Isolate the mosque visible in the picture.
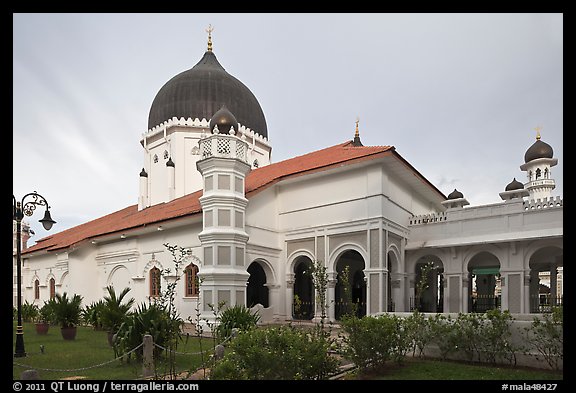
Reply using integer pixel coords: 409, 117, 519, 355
18, 29, 563, 324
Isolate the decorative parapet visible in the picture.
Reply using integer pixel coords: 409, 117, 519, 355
523, 196, 563, 210
143, 117, 269, 145
409, 212, 448, 225
409, 195, 563, 226
198, 131, 249, 164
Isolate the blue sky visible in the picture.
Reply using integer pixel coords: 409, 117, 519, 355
13, 13, 563, 242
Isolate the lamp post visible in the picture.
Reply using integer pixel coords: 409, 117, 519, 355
13, 192, 56, 358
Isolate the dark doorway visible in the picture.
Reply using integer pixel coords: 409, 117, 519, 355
335, 250, 366, 320
293, 257, 314, 320
247, 262, 269, 308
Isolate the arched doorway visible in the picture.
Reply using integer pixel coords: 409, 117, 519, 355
247, 262, 269, 308
528, 246, 563, 313
335, 250, 366, 320
413, 256, 444, 312
467, 251, 501, 313
293, 257, 314, 320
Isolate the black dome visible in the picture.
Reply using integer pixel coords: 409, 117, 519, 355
505, 178, 524, 191
447, 189, 464, 200
148, 51, 268, 138
524, 137, 553, 163
209, 105, 238, 134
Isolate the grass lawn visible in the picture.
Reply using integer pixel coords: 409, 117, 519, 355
13, 322, 208, 380
353, 357, 563, 380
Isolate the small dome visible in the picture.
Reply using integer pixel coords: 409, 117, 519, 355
447, 189, 464, 200
524, 136, 553, 163
166, 157, 175, 167
505, 178, 524, 191
209, 105, 238, 134
139, 168, 148, 177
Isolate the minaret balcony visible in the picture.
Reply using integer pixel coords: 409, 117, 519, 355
198, 133, 249, 164
525, 179, 555, 189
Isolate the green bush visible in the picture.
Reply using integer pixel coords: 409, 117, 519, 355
428, 313, 459, 360
100, 286, 135, 334
215, 305, 260, 342
39, 299, 57, 325
21, 301, 39, 323
82, 300, 106, 329
340, 314, 398, 371
52, 293, 83, 328
114, 302, 183, 361
481, 309, 517, 365
404, 310, 433, 357
210, 325, 338, 380
523, 306, 563, 370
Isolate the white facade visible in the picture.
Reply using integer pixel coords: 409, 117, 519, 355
19, 130, 562, 321
17, 41, 562, 323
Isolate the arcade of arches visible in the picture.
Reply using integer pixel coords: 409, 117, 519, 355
243, 243, 562, 321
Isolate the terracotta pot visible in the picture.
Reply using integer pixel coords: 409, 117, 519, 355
61, 326, 77, 340
35, 322, 50, 335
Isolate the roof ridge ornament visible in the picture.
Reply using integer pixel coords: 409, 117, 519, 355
534, 125, 542, 140
352, 117, 363, 146
206, 24, 214, 52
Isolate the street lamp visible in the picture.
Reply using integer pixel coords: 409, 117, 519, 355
13, 192, 56, 358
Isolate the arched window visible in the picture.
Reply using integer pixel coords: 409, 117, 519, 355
544, 168, 549, 179
184, 263, 199, 297
536, 168, 542, 179
49, 278, 56, 300
34, 279, 40, 300
150, 267, 161, 297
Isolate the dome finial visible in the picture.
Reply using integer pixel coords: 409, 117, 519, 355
206, 24, 214, 52
352, 116, 363, 146
534, 125, 542, 140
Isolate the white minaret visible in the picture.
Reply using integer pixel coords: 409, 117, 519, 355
196, 106, 251, 326
520, 128, 557, 200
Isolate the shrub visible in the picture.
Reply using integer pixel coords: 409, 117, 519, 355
38, 299, 57, 325
211, 325, 338, 380
82, 300, 106, 329
404, 310, 433, 357
215, 304, 260, 342
52, 293, 83, 328
100, 286, 135, 334
523, 306, 563, 370
428, 313, 459, 360
481, 309, 517, 365
340, 314, 398, 371
21, 301, 39, 323
114, 302, 183, 362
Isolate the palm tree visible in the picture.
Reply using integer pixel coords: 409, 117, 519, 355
100, 286, 135, 345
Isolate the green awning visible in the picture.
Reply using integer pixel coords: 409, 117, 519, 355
472, 267, 500, 275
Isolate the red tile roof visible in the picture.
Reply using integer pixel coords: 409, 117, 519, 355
23, 141, 432, 254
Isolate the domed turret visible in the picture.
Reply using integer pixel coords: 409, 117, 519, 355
519, 129, 558, 200
442, 188, 469, 210
147, 49, 267, 137
505, 178, 524, 191
447, 189, 464, 200
500, 177, 529, 201
524, 134, 553, 163
209, 105, 238, 135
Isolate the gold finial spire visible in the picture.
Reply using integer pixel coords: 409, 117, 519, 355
534, 125, 542, 140
206, 24, 214, 52
352, 116, 363, 146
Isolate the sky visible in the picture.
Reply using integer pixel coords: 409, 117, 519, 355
13, 13, 563, 244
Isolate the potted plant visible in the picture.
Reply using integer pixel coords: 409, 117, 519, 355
53, 292, 83, 340
100, 286, 135, 346
35, 301, 55, 335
